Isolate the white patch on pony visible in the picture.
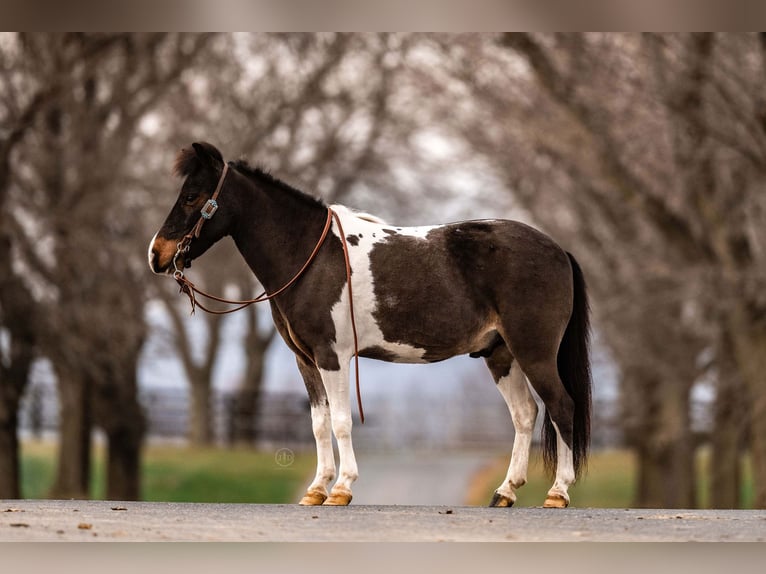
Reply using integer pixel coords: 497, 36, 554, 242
147, 232, 159, 273
328, 205, 432, 363
396, 224, 440, 239
337, 205, 388, 225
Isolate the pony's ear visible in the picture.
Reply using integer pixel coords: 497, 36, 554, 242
192, 142, 224, 166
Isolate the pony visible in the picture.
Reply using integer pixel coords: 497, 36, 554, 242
148, 142, 592, 508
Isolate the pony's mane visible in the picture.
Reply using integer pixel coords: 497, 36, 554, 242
231, 160, 326, 209
172, 145, 325, 209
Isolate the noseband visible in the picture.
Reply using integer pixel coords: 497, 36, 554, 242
170, 162, 364, 422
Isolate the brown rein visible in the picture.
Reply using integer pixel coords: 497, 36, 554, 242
171, 164, 364, 423
173, 208, 334, 315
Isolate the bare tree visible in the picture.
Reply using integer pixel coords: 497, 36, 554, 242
154, 246, 231, 445
0, 33, 125, 498
3, 33, 211, 499
145, 34, 430, 445
427, 33, 766, 507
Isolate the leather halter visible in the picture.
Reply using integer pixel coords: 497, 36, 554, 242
172, 163, 229, 278
171, 162, 365, 423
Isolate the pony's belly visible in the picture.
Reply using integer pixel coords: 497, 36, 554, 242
359, 341, 430, 364
359, 328, 500, 364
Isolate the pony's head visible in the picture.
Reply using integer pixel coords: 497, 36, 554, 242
148, 142, 235, 275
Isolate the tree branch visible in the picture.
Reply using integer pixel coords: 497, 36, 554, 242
501, 33, 712, 263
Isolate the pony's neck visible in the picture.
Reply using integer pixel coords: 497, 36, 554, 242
230, 170, 328, 294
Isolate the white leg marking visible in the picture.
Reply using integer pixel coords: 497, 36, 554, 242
547, 421, 575, 506
320, 364, 358, 503
305, 401, 335, 497
494, 361, 538, 502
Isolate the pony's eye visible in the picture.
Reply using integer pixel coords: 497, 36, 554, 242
183, 194, 196, 204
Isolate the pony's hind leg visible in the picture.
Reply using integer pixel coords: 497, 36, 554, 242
485, 345, 538, 507
296, 358, 336, 506
520, 359, 576, 508
544, 419, 575, 508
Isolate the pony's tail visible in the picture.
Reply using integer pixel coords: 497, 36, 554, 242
542, 252, 592, 480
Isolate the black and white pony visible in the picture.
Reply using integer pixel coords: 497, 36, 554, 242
149, 142, 592, 508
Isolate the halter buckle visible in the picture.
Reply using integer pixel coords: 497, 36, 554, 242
200, 199, 218, 220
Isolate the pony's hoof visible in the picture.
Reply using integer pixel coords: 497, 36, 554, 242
299, 489, 327, 506
543, 493, 569, 508
324, 488, 352, 506
489, 491, 515, 508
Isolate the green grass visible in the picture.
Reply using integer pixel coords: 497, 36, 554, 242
20, 441, 315, 503
467, 448, 635, 507
467, 448, 754, 508
695, 447, 754, 509
21, 441, 755, 507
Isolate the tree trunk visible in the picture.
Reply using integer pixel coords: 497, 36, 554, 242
710, 332, 746, 508
159, 291, 222, 447
0, 401, 21, 499
635, 436, 696, 508
189, 376, 213, 445
625, 369, 696, 508
0, 231, 36, 499
230, 318, 271, 444
105, 426, 143, 501
93, 370, 146, 501
102, 394, 145, 500
748, 385, 766, 508
711, 395, 743, 508
727, 306, 766, 508
230, 386, 262, 445
635, 445, 665, 508
659, 380, 697, 508
51, 374, 91, 499
0, 350, 32, 499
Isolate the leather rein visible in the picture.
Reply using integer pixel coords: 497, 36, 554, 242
171, 162, 364, 423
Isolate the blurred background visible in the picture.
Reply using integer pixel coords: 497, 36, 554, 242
1, 33, 764, 509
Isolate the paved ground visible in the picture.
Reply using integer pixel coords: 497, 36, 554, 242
338, 449, 493, 505
1, 500, 764, 541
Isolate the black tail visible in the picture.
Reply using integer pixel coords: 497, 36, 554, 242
542, 252, 592, 480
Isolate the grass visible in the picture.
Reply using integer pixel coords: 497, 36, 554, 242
21, 441, 755, 507
696, 448, 754, 509
466, 448, 635, 507
466, 447, 755, 508
20, 440, 315, 503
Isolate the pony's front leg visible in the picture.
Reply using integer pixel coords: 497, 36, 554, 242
296, 359, 336, 506
319, 362, 358, 505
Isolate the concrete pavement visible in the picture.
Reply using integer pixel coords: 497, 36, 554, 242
1, 500, 764, 541
336, 449, 493, 505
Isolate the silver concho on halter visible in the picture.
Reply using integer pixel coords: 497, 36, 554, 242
200, 199, 218, 220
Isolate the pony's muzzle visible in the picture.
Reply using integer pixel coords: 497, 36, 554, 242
148, 233, 178, 275
148, 248, 164, 275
